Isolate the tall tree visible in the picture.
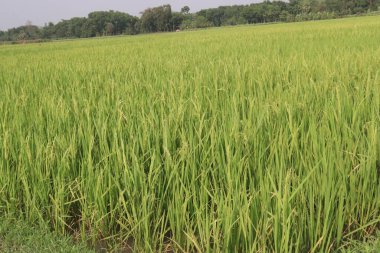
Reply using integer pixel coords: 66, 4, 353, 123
140, 5, 172, 32
181, 6, 190, 14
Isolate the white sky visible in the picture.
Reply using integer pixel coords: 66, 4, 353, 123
0, 0, 260, 30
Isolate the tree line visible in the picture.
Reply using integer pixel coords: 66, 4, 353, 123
1, 0, 379, 42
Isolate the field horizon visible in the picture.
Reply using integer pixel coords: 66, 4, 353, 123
1, 14, 380, 46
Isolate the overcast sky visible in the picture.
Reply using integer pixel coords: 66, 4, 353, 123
0, 0, 261, 30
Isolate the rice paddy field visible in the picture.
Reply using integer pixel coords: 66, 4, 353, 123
0, 16, 380, 252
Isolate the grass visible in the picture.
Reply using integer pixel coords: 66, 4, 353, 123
0, 16, 380, 252
342, 233, 380, 253
0, 218, 94, 253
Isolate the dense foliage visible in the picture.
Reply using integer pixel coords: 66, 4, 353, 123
0, 0, 379, 42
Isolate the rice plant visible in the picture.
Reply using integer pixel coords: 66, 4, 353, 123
0, 16, 379, 252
